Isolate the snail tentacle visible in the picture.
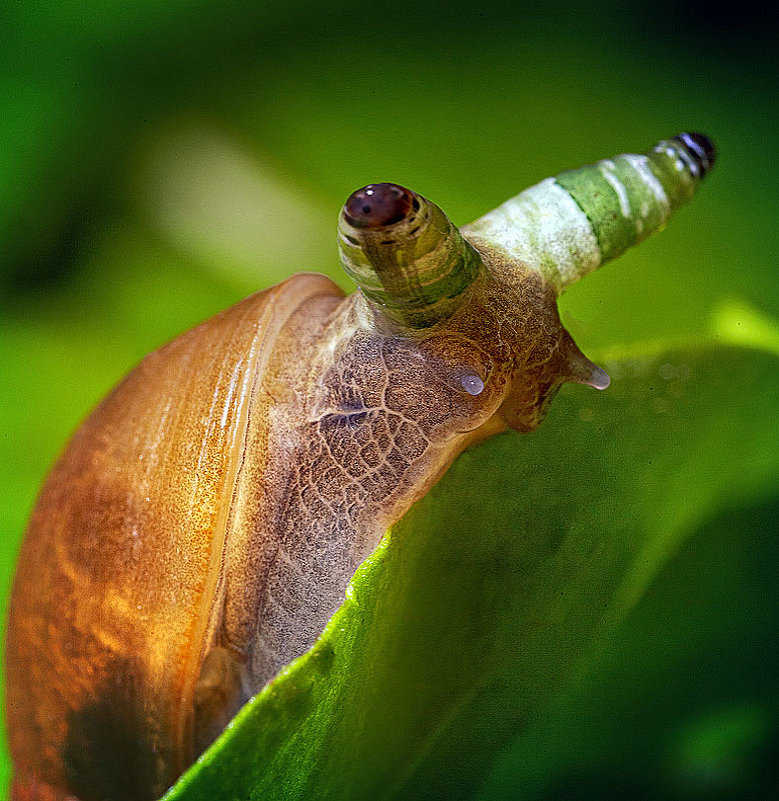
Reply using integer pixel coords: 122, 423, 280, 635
462, 132, 717, 293
338, 183, 484, 331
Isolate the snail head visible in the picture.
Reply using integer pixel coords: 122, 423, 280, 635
337, 133, 715, 429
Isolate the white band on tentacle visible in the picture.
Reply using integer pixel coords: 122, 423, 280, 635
462, 177, 602, 293
621, 154, 671, 220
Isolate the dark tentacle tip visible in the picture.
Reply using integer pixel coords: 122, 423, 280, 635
343, 183, 415, 229
673, 132, 717, 177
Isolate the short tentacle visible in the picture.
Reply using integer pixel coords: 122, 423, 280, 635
338, 183, 484, 331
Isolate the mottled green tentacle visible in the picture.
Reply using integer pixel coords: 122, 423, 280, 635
461, 132, 716, 293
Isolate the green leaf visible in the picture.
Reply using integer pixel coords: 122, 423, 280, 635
164, 335, 779, 801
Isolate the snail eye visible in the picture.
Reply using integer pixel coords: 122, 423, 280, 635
670, 132, 716, 177
343, 183, 415, 228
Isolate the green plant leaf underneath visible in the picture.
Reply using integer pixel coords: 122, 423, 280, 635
164, 337, 778, 801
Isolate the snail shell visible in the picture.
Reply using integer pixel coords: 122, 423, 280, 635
5, 133, 715, 800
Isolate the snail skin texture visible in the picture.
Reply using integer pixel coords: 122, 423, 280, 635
5, 133, 716, 801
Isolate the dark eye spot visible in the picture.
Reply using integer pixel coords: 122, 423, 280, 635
671, 132, 716, 177
343, 183, 415, 228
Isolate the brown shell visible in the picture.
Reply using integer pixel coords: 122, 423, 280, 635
5, 274, 343, 800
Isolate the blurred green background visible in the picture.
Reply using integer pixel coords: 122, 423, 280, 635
1, 1, 776, 798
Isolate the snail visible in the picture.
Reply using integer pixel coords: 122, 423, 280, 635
5, 132, 716, 801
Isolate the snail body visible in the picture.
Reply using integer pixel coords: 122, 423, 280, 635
5, 134, 715, 801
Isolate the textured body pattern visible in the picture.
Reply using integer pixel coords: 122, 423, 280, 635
216, 267, 573, 688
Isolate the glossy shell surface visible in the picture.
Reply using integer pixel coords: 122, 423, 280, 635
6, 274, 343, 799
